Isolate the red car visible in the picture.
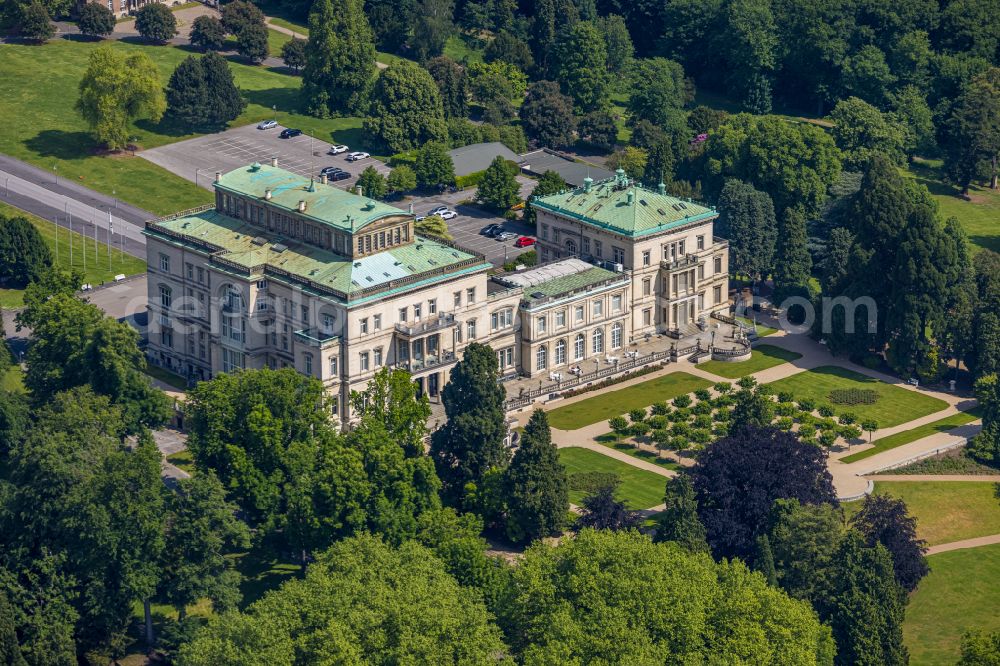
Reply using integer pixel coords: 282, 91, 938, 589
514, 236, 536, 248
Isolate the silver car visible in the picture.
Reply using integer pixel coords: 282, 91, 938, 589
257, 120, 278, 130
496, 231, 518, 241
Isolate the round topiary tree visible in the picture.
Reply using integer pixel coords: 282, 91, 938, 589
77, 2, 115, 39
189, 15, 226, 51
134, 3, 176, 43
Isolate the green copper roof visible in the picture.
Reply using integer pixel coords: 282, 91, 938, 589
523, 266, 625, 304
145, 208, 489, 304
215, 164, 408, 233
532, 175, 716, 237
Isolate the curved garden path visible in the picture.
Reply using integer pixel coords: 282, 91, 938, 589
926, 533, 1000, 556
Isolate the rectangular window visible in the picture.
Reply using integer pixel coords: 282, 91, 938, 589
537, 316, 546, 334
159, 285, 171, 309
304, 353, 313, 375
714, 285, 723, 304
467, 320, 477, 339
159, 253, 170, 272
594, 240, 602, 258
497, 347, 513, 369
374, 348, 383, 367
322, 313, 334, 333
612, 246, 625, 264
555, 310, 566, 328
428, 298, 437, 315
454, 291, 462, 307
582, 237, 590, 254
257, 279, 268, 290
301, 305, 309, 325
698, 264, 705, 280
360, 352, 370, 372
329, 356, 338, 375
221, 348, 245, 373
161, 328, 173, 348
186, 263, 194, 280
413, 303, 422, 320
373, 314, 381, 330
714, 256, 723, 274
360, 318, 368, 334
612, 295, 622, 312
541, 224, 549, 239
575, 305, 584, 323
642, 250, 650, 266
592, 300, 603, 317
197, 267, 204, 284
466, 287, 476, 304
697, 235, 705, 250
643, 277, 651, 296
553, 228, 561, 242
643, 308, 651, 326
679, 240, 686, 255
399, 307, 408, 322
491, 309, 513, 330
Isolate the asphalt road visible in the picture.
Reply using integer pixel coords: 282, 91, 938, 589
140, 123, 391, 193
0, 153, 149, 259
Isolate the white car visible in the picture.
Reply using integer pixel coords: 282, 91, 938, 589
346, 151, 370, 162
428, 205, 449, 216
328, 144, 349, 155
257, 120, 278, 130
439, 209, 458, 220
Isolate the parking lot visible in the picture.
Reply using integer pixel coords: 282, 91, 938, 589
141, 124, 538, 266
140, 123, 389, 193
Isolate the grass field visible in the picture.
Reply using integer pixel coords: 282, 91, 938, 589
166, 449, 195, 472
905, 158, 1000, 254
844, 481, 1000, 546
699, 344, 802, 379
593, 433, 682, 470
737, 316, 777, 337
443, 34, 485, 64
0, 201, 146, 308
546, 371, 712, 430
0, 39, 372, 215
841, 408, 982, 463
145, 364, 188, 390
767, 365, 948, 429
559, 446, 667, 509
1, 365, 24, 392
904, 543, 1000, 665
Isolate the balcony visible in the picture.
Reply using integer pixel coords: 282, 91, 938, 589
294, 328, 340, 349
394, 350, 456, 373
395, 312, 456, 337
660, 254, 700, 272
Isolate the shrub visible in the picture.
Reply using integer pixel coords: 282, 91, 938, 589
628, 408, 647, 423
714, 382, 733, 394
712, 409, 731, 422
691, 428, 712, 444
736, 376, 757, 390
672, 395, 692, 408
650, 402, 670, 416
712, 424, 729, 438
797, 398, 816, 412
817, 404, 835, 417
756, 384, 774, 397
558, 364, 662, 399
817, 418, 837, 432
777, 391, 795, 403
774, 402, 796, 417
388, 149, 419, 167
692, 401, 713, 415
694, 415, 713, 429
712, 395, 733, 409
839, 412, 858, 425
673, 407, 691, 422
798, 424, 817, 440
776, 417, 794, 431
647, 415, 668, 430
860, 354, 882, 369
694, 388, 712, 401
796, 412, 815, 425
828, 388, 878, 406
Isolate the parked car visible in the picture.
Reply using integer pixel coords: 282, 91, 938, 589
279, 128, 302, 139
429, 205, 449, 216
496, 231, 518, 241
481, 223, 502, 236
257, 120, 278, 130
328, 170, 351, 182
439, 209, 458, 220
414, 215, 426, 222
346, 151, 370, 162
328, 144, 349, 154
319, 166, 344, 177
514, 236, 536, 248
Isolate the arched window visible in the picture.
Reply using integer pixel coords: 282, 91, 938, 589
565, 239, 577, 255
574, 333, 585, 360
592, 328, 604, 354
536, 345, 548, 371
555, 339, 566, 365
611, 322, 623, 350
223, 287, 243, 313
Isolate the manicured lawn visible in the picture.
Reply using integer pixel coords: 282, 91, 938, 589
268, 27, 293, 53
904, 543, 1000, 665
767, 365, 948, 429
699, 344, 801, 379
145, 364, 188, 390
845, 481, 1000, 546
443, 34, 484, 64
559, 446, 667, 509
0, 202, 146, 308
266, 15, 308, 35
0, 40, 374, 216
546, 371, 712, 430
905, 158, 1000, 254
840, 408, 982, 463
593, 433, 681, 470
737, 316, 777, 337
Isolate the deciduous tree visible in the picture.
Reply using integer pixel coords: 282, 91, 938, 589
189, 15, 225, 51
553, 20, 610, 113
410, 0, 454, 62
386, 165, 417, 193
627, 57, 687, 128
219, 0, 263, 35
524, 170, 567, 226
0, 214, 51, 287
75, 46, 166, 151
577, 110, 617, 150
475, 156, 519, 211
18, 0, 54, 42
426, 56, 468, 119
413, 141, 455, 188
236, 22, 268, 64
830, 97, 907, 169
134, 3, 176, 43
849, 494, 928, 592
76, 2, 113, 39
355, 165, 387, 200
519, 80, 576, 148
941, 68, 1000, 193
715, 179, 777, 281
280, 37, 306, 72
576, 484, 642, 531
365, 61, 447, 153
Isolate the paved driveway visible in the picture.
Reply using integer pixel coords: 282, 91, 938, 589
140, 123, 389, 192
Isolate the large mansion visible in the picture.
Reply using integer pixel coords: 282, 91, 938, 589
144, 163, 729, 425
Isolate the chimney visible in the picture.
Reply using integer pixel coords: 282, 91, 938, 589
627, 191, 635, 205
408, 203, 414, 214
583, 176, 593, 193
270, 157, 278, 167
658, 181, 666, 195
355, 185, 363, 198
320, 174, 328, 185
307, 177, 316, 192
264, 189, 272, 200
298, 200, 306, 212
214, 171, 221, 183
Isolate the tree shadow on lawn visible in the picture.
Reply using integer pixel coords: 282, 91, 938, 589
594, 433, 681, 468
134, 114, 226, 139
24, 129, 97, 161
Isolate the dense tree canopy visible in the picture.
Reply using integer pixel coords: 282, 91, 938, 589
365, 61, 447, 152
503, 409, 568, 542
189, 15, 226, 51
166, 52, 246, 128
134, 3, 176, 43
0, 214, 51, 287
715, 179, 777, 281
75, 2, 113, 39
519, 80, 576, 148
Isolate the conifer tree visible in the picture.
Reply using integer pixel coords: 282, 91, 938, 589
773, 207, 813, 302
654, 474, 708, 553
301, 0, 337, 116
754, 534, 778, 585
504, 410, 568, 543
